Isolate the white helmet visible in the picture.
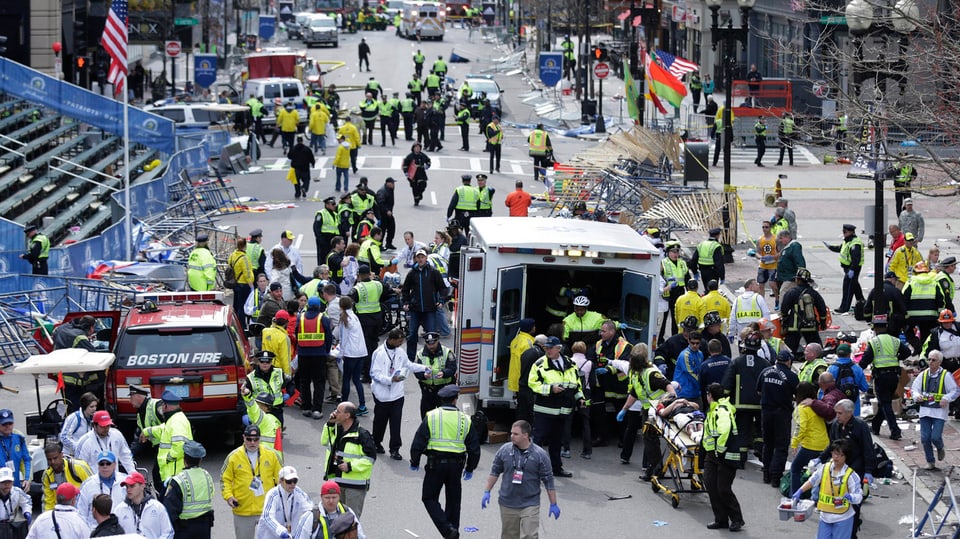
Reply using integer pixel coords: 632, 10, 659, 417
573, 296, 590, 307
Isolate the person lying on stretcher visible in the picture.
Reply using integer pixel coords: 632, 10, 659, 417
656, 392, 705, 442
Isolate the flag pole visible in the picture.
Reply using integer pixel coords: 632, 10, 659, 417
123, 81, 131, 261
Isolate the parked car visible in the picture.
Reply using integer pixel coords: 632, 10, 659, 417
459, 74, 504, 118
303, 16, 339, 48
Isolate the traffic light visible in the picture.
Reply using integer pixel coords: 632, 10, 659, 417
594, 46, 608, 61
74, 19, 86, 51
76, 56, 88, 70
0, 36, 6, 56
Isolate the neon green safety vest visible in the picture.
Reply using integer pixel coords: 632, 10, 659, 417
922, 369, 947, 402
782, 117, 795, 134
351, 193, 374, 217
433, 60, 447, 73
426, 74, 441, 88
326, 251, 344, 278
662, 258, 687, 284
839, 237, 864, 267
353, 280, 383, 314
248, 98, 264, 118
35, 234, 50, 259
906, 274, 939, 318
479, 187, 492, 210
247, 242, 263, 270
402, 98, 416, 113
409, 79, 423, 93
798, 358, 828, 385
838, 115, 847, 131
456, 108, 471, 125
136, 398, 163, 433
486, 123, 503, 144
170, 467, 214, 520
414, 53, 425, 65
630, 366, 665, 408
869, 334, 900, 369
247, 369, 285, 407
529, 130, 548, 155
417, 345, 454, 386
425, 407, 471, 453
300, 279, 323, 299
697, 240, 721, 267
455, 185, 479, 210
755, 121, 766, 137
317, 209, 340, 235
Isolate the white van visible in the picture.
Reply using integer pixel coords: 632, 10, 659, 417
399, 1, 446, 40
242, 77, 308, 127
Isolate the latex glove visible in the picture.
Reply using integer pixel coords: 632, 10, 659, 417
618, 322, 627, 329
23, 513, 30, 525
391, 257, 399, 265
791, 488, 803, 500
864, 473, 874, 484
595, 367, 609, 376
807, 458, 822, 471
481, 491, 491, 509
727, 335, 736, 344
463, 471, 473, 481
846, 270, 854, 279
843, 493, 855, 503
280, 532, 291, 539
616, 409, 626, 422
657, 363, 668, 375
549, 503, 561, 519
410, 465, 419, 472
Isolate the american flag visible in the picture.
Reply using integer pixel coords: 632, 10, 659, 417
101, 0, 128, 97
656, 49, 699, 81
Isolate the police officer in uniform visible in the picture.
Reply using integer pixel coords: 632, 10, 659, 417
702, 383, 745, 531
757, 350, 799, 486
660, 242, 692, 337
776, 112, 795, 166
415, 332, 458, 418
129, 384, 163, 457
690, 228, 725, 290
527, 123, 553, 183
247, 94, 266, 145
359, 93, 379, 146
476, 174, 494, 218
413, 50, 426, 79
314, 197, 342, 266
248, 228, 266, 277
21, 224, 49, 275
187, 233, 217, 291
589, 320, 632, 446
350, 265, 394, 382
456, 105, 471, 151
721, 332, 769, 467
894, 158, 917, 216
140, 391, 194, 499
826, 224, 865, 314
409, 385, 481, 539
860, 314, 911, 439
402, 92, 417, 140
164, 440, 215, 539
754, 116, 767, 167
447, 175, 479, 230
528, 336, 584, 478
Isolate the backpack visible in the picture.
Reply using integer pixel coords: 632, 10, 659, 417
873, 442, 894, 478
837, 361, 859, 400
223, 263, 237, 289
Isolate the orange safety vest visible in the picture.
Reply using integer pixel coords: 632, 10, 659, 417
297, 315, 326, 348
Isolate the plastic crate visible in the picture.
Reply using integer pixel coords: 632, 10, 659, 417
778, 499, 815, 522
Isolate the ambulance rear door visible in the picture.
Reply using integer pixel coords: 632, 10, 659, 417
490, 264, 524, 401
620, 269, 655, 347
455, 248, 485, 394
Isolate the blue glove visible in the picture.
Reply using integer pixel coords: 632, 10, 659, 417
410, 465, 420, 472
481, 491, 491, 509
23, 513, 30, 525
616, 409, 626, 422
463, 471, 473, 481
618, 322, 627, 329
549, 503, 561, 519
864, 473, 874, 484
843, 493, 855, 503
727, 335, 736, 344
241, 415, 251, 426
391, 257, 399, 265
595, 367, 609, 376
846, 270, 854, 278
791, 488, 803, 501
280, 532, 291, 539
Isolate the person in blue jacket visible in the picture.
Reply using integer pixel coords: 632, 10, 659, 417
673, 332, 705, 409
826, 343, 870, 416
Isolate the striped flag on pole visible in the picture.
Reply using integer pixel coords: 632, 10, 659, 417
656, 49, 699, 81
101, 0, 128, 97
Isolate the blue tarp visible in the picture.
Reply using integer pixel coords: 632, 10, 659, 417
0, 57, 176, 154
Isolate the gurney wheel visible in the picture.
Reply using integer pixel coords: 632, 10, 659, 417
671, 494, 680, 508
651, 480, 659, 493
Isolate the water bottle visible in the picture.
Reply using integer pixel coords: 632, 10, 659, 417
899, 331, 907, 346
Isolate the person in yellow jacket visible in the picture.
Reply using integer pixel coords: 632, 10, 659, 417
228, 237, 255, 331
508, 318, 536, 393
241, 391, 283, 458
791, 440, 863, 538
333, 134, 352, 192
140, 390, 193, 494
675, 281, 706, 327
309, 103, 330, 155
221, 424, 282, 539
41, 441, 92, 511
268, 102, 300, 154
562, 295, 604, 345
889, 232, 922, 289
187, 233, 217, 291
702, 382, 744, 531
702, 280, 731, 330
261, 310, 293, 376
337, 120, 361, 174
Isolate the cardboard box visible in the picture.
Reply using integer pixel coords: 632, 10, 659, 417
488, 431, 509, 444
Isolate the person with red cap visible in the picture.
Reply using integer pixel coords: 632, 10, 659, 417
75, 410, 136, 475
293, 480, 366, 539
115, 471, 174, 539
28, 482, 90, 538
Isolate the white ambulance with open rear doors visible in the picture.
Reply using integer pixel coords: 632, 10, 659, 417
454, 217, 662, 419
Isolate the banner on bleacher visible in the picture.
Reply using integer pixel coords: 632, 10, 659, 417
0, 58, 176, 154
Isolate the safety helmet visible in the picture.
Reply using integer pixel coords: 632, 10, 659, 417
703, 311, 722, 327
939, 309, 956, 323
573, 296, 590, 307
758, 318, 775, 332
914, 261, 929, 273
681, 316, 700, 330
796, 268, 812, 282
742, 331, 762, 351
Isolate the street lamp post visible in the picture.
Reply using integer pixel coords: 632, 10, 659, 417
845, 0, 916, 316
706, 0, 754, 262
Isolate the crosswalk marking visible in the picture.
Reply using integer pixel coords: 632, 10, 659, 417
511, 163, 524, 175
391, 156, 404, 170
470, 158, 482, 172
709, 144, 820, 165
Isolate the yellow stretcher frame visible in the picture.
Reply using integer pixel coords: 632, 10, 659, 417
647, 406, 707, 508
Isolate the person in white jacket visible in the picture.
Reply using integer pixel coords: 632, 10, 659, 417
912, 350, 960, 470
390, 231, 427, 273
114, 471, 174, 539
0, 466, 32, 525
258, 466, 313, 539
59, 392, 98, 456
26, 483, 90, 539
337, 296, 369, 415
369, 328, 430, 460
728, 279, 771, 341
76, 451, 127, 528
75, 410, 136, 474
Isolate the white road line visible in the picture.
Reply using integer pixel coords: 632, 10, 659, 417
295, 234, 303, 249
431, 157, 441, 170
391, 156, 404, 170
797, 145, 820, 165
318, 168, 328, 178
511, 163, 524, 175
266, 158, 287, 170
430, 191, 437, 205
314, 157, 329, 170
313, 190, 320, 199
357, 156, 367, 169
470, 158, 482, 171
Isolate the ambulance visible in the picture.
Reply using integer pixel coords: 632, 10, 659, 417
399, 1, 446, 40
454, 217, 662, 417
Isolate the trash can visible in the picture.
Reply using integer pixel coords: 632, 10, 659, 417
581, 99, 597, 125
684, 142, 709, 186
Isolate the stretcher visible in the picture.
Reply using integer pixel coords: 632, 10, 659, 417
647, 403, 707, 507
